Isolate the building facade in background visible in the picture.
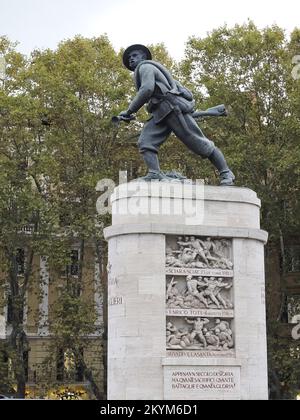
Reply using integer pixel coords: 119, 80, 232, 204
0, 238, 105, 400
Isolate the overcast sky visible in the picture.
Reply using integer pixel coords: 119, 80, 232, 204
1, 0, 299, 60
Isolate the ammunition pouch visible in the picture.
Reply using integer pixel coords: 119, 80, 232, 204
147, 93, 195, 124
165, 93, 195, 114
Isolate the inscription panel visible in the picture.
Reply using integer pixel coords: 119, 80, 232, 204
164, 366, 241, 400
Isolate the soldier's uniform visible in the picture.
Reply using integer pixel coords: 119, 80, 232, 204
121, 44, 235, 185
129, 60, 215, 159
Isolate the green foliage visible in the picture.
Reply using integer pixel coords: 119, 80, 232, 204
51, 291, 98, 340
267, 322, 300, 399
180, 23, 300, 400
181, 22, 300, 238
0, 24, 299, 399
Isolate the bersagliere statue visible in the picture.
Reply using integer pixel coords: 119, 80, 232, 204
116, 44, 235, 186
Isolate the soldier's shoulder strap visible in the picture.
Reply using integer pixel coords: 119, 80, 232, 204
134, 60, 180, 95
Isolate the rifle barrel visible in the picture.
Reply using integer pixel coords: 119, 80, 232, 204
192, 105, 227, 119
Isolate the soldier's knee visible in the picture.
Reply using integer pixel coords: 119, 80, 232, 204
139, 145, 159, 154
185, 134, 215, 158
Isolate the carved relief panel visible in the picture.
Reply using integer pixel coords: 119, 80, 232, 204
165, 235, 235, 357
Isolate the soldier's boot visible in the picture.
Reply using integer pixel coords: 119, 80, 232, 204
208, 148, 235, 186
142, 150, 160, 172
140, 151, 179, 182
140, 170, 172, 181
219, 169, 236, 186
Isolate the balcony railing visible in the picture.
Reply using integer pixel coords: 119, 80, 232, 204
18, 224, 35, 234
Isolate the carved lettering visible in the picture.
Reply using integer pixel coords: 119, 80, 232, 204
166, 308, 234, 318
164, 367, 241, 398
166, 267, 233, 277
108, 296, 123, 306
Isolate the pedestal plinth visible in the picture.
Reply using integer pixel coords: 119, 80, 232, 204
104, 182, 268, 400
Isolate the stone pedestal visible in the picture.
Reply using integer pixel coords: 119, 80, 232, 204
104, 182, 268, 400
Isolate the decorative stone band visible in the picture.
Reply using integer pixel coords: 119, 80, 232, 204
166, 308, 235, 318
104, 223, 268, 244
112, 184, 261, 207
162, 357, 242, 366
110, 184, 262, 229
166, 267, 233, 277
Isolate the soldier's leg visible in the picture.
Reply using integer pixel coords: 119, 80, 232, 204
190, 331, 196, 340
196, 292, 209, 308
165, 112, 235, 185
143, 151, 160, 172
208, 147, 235, 186
216, 293, 227, 309
197, 332, 207, 348
198, 250, 210, 266
138, 118, 171, 178
207, 292, 221, 308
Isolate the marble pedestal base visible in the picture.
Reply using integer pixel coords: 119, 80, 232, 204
104, 182, 268, 400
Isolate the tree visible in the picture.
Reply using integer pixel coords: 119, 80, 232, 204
0, 34, 172, 399
0, 35, 56, 397
25, 35, 136, 398
1, 27, 299, 399
181, 22, 300, 232
180, 22, 300, 398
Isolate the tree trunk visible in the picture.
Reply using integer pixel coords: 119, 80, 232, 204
6, 247, 33, 399
73, 347, 104, 400
276, 229, 286, 322
95, 239, 107, 399
9, 327, 28, 398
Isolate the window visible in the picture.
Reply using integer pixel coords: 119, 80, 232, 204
7, 294, 13, 324
23, 351, 29, 382
0, 350, 28, 382
285, 245, 300, 273
67, 278, 82, 298
59, 208, 72, 227
56, 349, 64, 381
16, 248, 25, 275
58, 199, 81, 228
0, 350, 8, 382
60, 249, 81, 296
6, 293, 23, 324
287, 295, 300, 323
56, 349, 84, 382
66, 250, 79, 277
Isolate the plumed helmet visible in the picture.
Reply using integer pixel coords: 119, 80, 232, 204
122, 44, 152, 70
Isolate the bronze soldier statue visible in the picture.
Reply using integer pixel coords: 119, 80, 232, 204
117, 44, 235, 185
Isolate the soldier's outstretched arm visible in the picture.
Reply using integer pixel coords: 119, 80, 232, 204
127, 63, 156, 114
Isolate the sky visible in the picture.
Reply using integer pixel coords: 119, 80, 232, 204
0, 0, 299, 61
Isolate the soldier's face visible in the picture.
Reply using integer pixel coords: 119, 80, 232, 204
128, 50, 146, 70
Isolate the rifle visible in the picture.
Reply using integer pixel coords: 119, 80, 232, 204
112, 104, 227, 127
111, 104, 227, 144
192, 104, 227, 119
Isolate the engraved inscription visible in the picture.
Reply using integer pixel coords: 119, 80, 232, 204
164, 366, 241, 399
108, 296, 123, 306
